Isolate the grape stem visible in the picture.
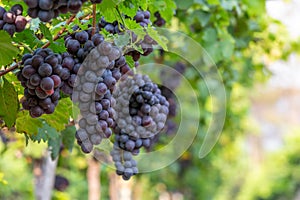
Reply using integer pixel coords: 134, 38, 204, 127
91, 4, 97, 36
116, 6, 126, 29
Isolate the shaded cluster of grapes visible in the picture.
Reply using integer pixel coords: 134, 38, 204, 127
74, 41, 130, 153
111, 74, 169, 180
154, 12, 166, 27
133, 10, 151, 27
61, 28, 105, 95
18, 48, 64, 118
0, 4, 27, 36
98, 10, 151, 34
0, 129, 8, 144
54, 175, 69, 192
98, 10, 157, 63
110, 144, 138, 180
24, 0, 88, 22
145, 62, 187, 150
58, 52, 81, 96
113, 74, 169, 139
64, 28, 104, 62
114, 126, 152, 155
126, 34, 157, 63
98, 18, 124, 34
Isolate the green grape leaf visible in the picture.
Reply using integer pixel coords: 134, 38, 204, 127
13, 29, 42, 49
0, 31, 19, 66
39, 23, 53, 42
31, 122, 60, 143
203, 28, 217, 43
149, 0, 176, 22
61, 126, 76, 152
114, 32, 130, 48
99, 0, 120, 22
118, 4, 139, 18
48, 136, 61, 160
194, 10, 211, 27
0, 77, 19, 128
220, 39, 235, 58
125, 55, 135, 69
49, 38, 67, 53
207, 0, 219, 5
124, 18, 141, 30
42, 98, 73, 131
16, 111, 44, 135
174, 0, 193, 10
146, 28, 168, 51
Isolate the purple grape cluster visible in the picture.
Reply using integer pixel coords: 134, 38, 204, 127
73, 41, 130, 153
98, 10, 157, 63
113, 126, 152, 155
98, 17, 124, 34
64, 28, 104, 62
154, 12, 166, 27
133, 10, 151, 27
59, 52, 81, 96
125, 34, 157, 63
110, 144, 138, 180
144, 63, 187, 150
0, 4, 27, 36
24, 0, 88, 22
17, 48, 64, 118
113, 74, 169, 139
111, 74, 170, 180
60, 28, 105, 95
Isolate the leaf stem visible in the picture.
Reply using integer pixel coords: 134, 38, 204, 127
116, 6, 126, 29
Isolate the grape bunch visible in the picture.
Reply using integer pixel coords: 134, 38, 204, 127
98, 10, 157, 63
0, 4, 27, 36
24, 0, 88, 22
54, 175, 69, 192
113, 126, 151, 155
58, 52, 81, 96
60, 28, 105, 95
133, 10, 151, 27
144, 63, 187, 150
154, 12, 166, 27
125, 34, 157, 63
73, 41, 130, 153
111, 74, 169, 180
98, 17, 124, 34
113, 74, 169, 139
17, 48, 64, 118
64, 28, 104, 62
98, 10, 151, 34
110, 144, 138, 180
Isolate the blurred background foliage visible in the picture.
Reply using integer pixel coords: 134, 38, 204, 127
1, 0, 300, 199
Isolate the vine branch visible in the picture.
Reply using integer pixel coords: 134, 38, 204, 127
0, 62, 21, 77
92, 4, 97, 36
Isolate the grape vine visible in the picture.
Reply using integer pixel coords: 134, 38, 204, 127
0, 0, 176, 181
